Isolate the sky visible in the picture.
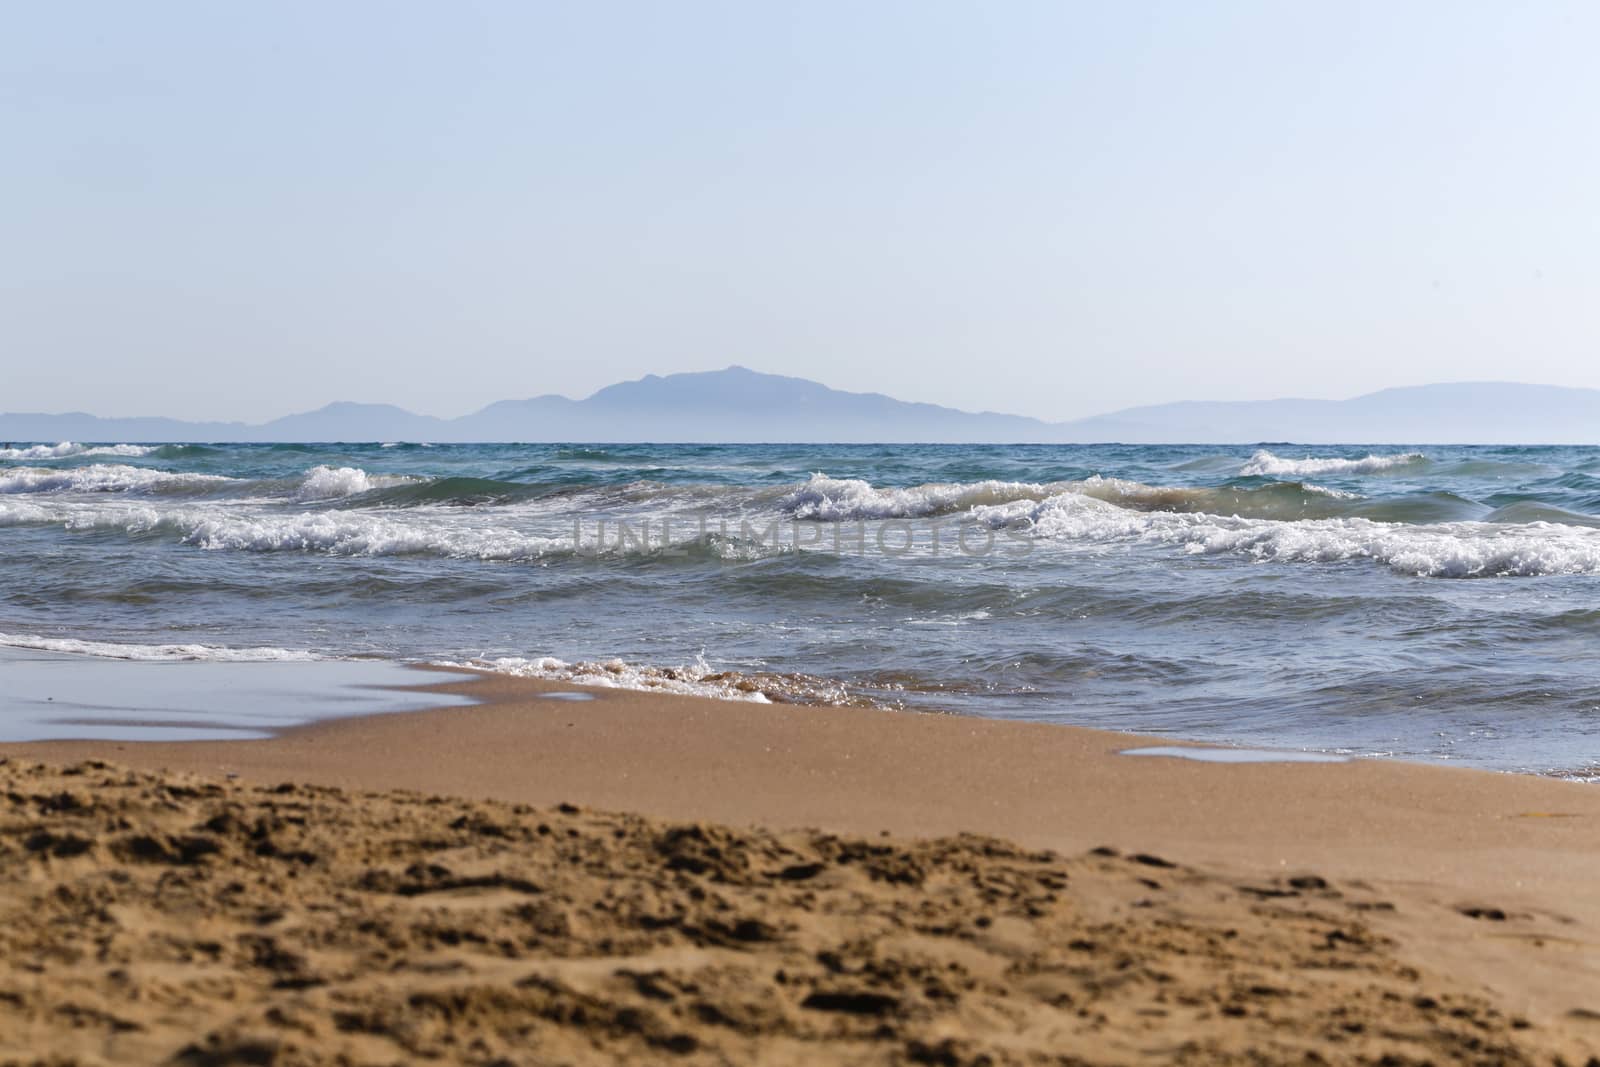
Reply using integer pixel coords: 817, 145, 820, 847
4, 0, 1599, 423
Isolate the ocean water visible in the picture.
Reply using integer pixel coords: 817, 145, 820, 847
3, 440, 1600, 775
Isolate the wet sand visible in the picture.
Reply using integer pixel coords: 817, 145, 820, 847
5, 668, 1600, 1063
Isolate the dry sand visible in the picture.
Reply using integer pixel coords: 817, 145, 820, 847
4, 668, 1600, 1064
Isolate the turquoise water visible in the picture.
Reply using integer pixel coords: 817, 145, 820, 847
3, 441, 1600, 774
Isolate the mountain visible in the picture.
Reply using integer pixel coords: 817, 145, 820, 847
459, 367, 1058, 442
0, 412, 250, 443
258, 402, 451, 442
1066, 382, 1600, 444
556, 367, 1055, 442
3, 369, 1599, 444
1, 366, 1058, 444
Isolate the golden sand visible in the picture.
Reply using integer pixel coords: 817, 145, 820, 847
4, 757, 1594, 1066
4, 670, 1600, 1064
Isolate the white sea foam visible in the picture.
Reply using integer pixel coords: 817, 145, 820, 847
971, 491, 1600, 578
80, 444, 158, 458
0, 442, 159, 460
453, 653, 859, 703
0, 631, 320, 662
461, 655, 771, 702
0, 442, 81, 460
0, 498, 571, 560
1240, 450, 1426, 477
177, 508, 563, 559
295, 465, 420, 500
1303, 483, 1363, 500
777, 473, 1360, 521
779, 474, 1062, 520
5, 477, 1600, 577
0, 497, 765, 561
14, 463, 435, 503
0, 463, 232, 494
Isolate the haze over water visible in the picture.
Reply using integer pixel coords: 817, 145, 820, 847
4, 440, 1600, 776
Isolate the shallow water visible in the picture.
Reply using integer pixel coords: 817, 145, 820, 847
1121, 746, 1349, 765
0, 647, 475, 742
3, 441, 1600, 773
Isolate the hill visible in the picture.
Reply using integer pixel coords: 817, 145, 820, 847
4, 370, 1598, 443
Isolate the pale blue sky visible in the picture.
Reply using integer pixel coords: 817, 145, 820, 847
5, 1, 1598, 421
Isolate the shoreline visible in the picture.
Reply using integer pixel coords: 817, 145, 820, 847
10, 662, 1600, 867
8, 635, 1593, 777
6, 666, 1600, 1043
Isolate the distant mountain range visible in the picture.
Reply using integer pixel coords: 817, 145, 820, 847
3, 367, 1598, 444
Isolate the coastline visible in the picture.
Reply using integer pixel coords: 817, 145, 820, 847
5, 664, 1600, 1057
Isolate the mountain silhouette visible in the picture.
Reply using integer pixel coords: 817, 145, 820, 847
4, 368, 1599, 443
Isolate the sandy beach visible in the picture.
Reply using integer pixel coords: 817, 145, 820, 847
14, 0, 1600, 1060
4, 668, 1600, 1064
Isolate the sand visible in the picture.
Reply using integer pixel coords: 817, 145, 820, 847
5, 668, 1600, 1064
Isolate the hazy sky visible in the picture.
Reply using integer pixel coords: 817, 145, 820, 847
5, 1, 1599, 422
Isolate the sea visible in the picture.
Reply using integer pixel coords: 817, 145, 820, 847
3, 440, 1599, 776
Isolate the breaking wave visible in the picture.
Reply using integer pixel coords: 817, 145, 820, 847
0, 464, 234, 495
295, 465, 423, 500
0, 499, 789, 564
777, 474, 1060, 520
777, 473, 1362, 522
0, 462, 432, 502
145, 507, 564, 560
970, 492, 1600, 578
1239, 450, 1427, 477
0, 442, 158, 460
455, 654, 860, 705
6, 461, 1600, 578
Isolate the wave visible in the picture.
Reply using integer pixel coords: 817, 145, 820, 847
0, 631, 320, 662
0, 462, 429, 503
295, 465, 422, 500
1168, 455, 1243, 474
0, 463, 234, 495
8, 467, 1600, 577
1434, 459, 1553, 479
1239, 450, 1426, 477
1071, 476, 1364, 518
455, 654, 862, 705
0, 499, 789, 564
347, 476, 551, 508
142, 444, 222, 460
1540, 472, 1600, 493
1346, 492, 1486, 524
1482, 501, 1600, 528
777, 473, 1364, 522
0, 442, 157, 460
0, 499, 562, 560
970, 492, 1600, 578
173, 508, 569, 560
778, 474, 1066, 520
